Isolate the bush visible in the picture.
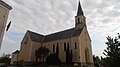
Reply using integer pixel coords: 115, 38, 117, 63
46, 53, 60, 65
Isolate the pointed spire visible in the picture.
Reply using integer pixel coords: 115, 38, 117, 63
77, 1, 84, 16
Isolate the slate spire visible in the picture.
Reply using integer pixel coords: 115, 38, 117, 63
77, 1, 84, 16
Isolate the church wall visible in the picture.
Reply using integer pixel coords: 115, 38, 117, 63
18, 32, 33, 62
43, 39, 67, 62
70, 37, 80, 63
43, 36, 80, 63
11, 53, 18, 64
79, 26, 93, 66
30, 41, 42, 62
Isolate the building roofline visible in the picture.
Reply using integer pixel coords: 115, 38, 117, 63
0, 0, 12, 10
27, 30, 44, 37
12, 50, 19, 54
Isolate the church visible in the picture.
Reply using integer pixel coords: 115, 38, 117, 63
11, 1, 93, 67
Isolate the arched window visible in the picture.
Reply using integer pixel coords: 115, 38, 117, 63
75, 42, 77, 49
85, 47, 90, 64
64, 42, 66, 51
53, 44, 55, 52
78, 18, 80, 23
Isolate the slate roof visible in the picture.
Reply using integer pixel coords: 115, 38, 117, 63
27, 27, 83, 43
44, 28, 82, 42
28, 30, 44, 42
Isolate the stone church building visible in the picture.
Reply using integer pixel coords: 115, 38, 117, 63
11, 1, 93, 67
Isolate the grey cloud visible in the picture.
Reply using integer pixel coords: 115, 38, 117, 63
4, 0, 78, 34
13, 0, 24, 5
101, 18, 112, 23
105, 10, 120, 17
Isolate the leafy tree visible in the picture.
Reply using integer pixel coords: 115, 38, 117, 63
46, 53, 60, 65
93, 55, 109, 67
35, 46, 50, 63
103, 33, 120, 67
100, 56, 109, 67
93, 55, 100, 67
46, 43, 61, 65
0, 53, 11, 65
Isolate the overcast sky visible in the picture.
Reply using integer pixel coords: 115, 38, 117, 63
1, 0, 120, 57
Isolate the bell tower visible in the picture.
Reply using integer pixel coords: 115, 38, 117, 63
75, 1, 86, 30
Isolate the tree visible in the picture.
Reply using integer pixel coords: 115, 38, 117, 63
65, 43, 73, 64
93, 55, 109, 67
69, 49, 73, 64
93, 55, 100, 67
46, 43, 61, 65
66, 43, 70, 64
56, 43, 59, 57
46, 53, 60, 65
100, 56, 109, 67
0, 53, 11, 65
35, 46, 50, 63
103, 33, 120, 67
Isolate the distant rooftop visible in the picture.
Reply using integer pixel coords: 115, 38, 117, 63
0, 0, 12, 10
12, 50, 19, 54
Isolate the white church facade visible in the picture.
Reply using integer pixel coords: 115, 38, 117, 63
11, 1, 94, 67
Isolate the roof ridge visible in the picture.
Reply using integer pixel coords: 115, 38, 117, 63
26, 27, 83, 42
45, 28, 75, 36
12, 50, 19, 54
27, 30, 44, 36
